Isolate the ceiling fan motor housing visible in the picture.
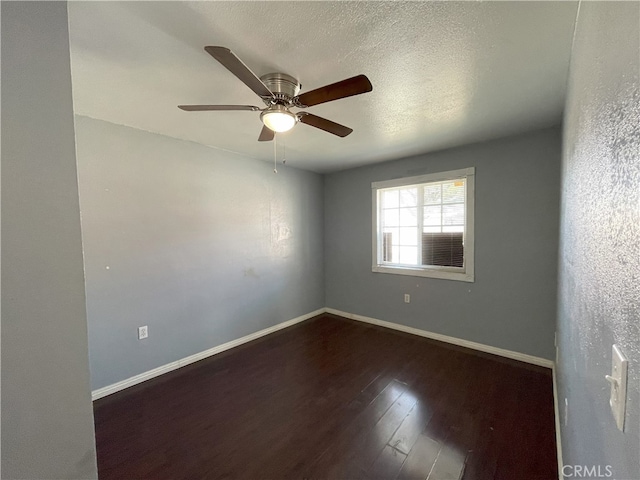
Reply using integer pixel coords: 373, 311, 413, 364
260, 73, 301, 105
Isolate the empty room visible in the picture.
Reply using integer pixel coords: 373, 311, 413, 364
2, 1, 639, 479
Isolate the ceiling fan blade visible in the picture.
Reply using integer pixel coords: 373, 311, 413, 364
258, 125, 275, 142
298, 113, 353, 137
178, 105, 261, 111
295, 74, 372, 107
204, 46, 274, 99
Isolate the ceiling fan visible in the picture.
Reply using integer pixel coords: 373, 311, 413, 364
178, 46, 373, 142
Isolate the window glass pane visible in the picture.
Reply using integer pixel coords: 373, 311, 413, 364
383, 227, 399, 245
383, 209, 399, 227
391, 246, 399, 262
399, 227, 418, 246
442, 181, 465, 203
399, 246, 418, 265
443, 204, 464, 225
399, 188, 418, 207
424, 184, 441, 205
382, 189, 399, 208
399, 207, 417, 227
423, 226, 441, 233
424, 206, 441, 226
443, 225, 464, 233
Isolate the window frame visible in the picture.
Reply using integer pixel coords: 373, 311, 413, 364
371, 167, 475, 282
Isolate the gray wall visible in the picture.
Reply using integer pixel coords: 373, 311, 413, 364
325, 127, 561, 360
1, 2, 98, 479
556, 2, 640, 478
75, 116, 324, 391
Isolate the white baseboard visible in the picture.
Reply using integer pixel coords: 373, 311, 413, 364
553, 366, 564, 479
91, 308, 325, 400
93, 306, 555, 401
324, 308, 555, 369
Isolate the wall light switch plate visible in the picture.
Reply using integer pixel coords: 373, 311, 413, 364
606, 344, 628, 431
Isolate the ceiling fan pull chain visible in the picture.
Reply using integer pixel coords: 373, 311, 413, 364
273, 133, 278, 174
282, 136, 286, 166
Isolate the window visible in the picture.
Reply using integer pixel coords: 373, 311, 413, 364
372, 167, 474, 282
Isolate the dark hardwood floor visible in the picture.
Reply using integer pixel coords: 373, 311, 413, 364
93, 314, 557, 479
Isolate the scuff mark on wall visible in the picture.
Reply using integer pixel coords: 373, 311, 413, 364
243, 268, 260, 279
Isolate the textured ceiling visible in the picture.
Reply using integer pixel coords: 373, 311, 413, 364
67, 1, 578, 173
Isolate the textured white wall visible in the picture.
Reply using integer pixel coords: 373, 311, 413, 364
557, 2, 640, 477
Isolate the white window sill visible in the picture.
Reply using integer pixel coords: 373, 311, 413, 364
372, 265, 474, 282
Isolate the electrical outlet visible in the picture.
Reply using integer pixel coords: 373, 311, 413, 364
138, 326, 149, 340
404, 294, 410, 303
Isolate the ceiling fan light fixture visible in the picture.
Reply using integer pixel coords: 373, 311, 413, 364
261, 106, 296, 133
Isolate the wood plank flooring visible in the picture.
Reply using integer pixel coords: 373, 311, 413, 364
93, 314, 557, 479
